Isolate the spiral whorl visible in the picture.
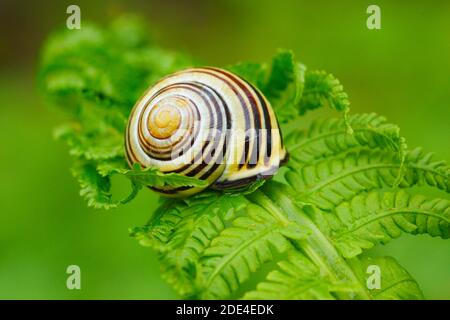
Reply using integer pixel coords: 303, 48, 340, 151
125, 67, 286, 197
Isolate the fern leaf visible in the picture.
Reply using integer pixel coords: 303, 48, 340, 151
322, 190, 450, 258
132, 192, 249, 297
264, 50, 304, 102
134, 177, 447, 299
197, 203, 295, 299
71, 161, 115, 209
265, 51, 306, 123
300, 70, 350, 114
257, 182, 371, 299
242, 250, 345, 300
244, 252, 423, 300
130, 199, 188, 250
299, 70, 352, 132
405, 148, 450, 191
54, 114, 126, 161
286, 149, 450, 210
348, 256, 424, 299
285, 113, 407, 165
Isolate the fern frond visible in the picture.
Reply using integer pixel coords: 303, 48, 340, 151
405, 148, 450, 191
134, 176, 448, 299
54, 111, 126, 161
321, 190, 450, 258
71, 161, 114, 209
197, 203, 295, 299
286, 149, 449, 210
132, 192, 249, 297
257, 182, 371, 299
299, 70, 352, 133
300, 70, 350, 114
130, 199, 188, 250
264, 50, 305, 103
239, 184, 428, 300
242, 250, 346, 300
348, 256, 424, 299
244, 253, 423, 300
285, 113, 407, 165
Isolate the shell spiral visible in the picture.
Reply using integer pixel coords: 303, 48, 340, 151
125, 67, 287, 197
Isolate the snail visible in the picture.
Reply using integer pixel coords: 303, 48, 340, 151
125, 67, 287, 197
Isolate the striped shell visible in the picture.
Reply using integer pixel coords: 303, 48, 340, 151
125, 67, 287, 197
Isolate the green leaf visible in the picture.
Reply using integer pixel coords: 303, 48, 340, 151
134, 166, 449, 299
123, 164, 207, 188
263, 50, 306, 123
131, 140, 449, 299
286, 148, 449, 210
245, 252, 423, 300
123, 164, 208, 204
327, 190, 450, 258
54, 118, 125, 161
197, 202, 294, 299
71, 160, 115, 209
300, 70, 352, 133
248, 183, 428, 300
103, 163, 208, 206
130, 199, 188, 250
300, 70, 350, 112
69, 156, 207, 209
242, 250, 351, 300
285, 113, 407, 165
349, 256, 424, 300
132, 192, 249, 297
264, 50, 304, 102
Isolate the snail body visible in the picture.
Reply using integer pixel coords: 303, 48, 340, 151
125, 67, 287, 197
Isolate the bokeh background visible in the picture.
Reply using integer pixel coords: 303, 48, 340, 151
0, 0, 449, 299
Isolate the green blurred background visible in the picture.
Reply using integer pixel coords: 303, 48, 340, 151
0, 0, 449, 299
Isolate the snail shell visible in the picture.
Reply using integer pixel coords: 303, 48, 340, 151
125, 67, 287, 197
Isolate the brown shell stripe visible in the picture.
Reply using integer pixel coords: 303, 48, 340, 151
203, 67, 277, 169
151, 80, 231, 194
184, 68, 254, 168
